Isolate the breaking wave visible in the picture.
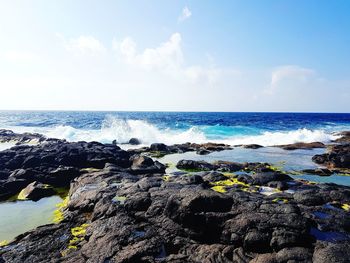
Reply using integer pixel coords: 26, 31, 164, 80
5, 115, 340, 147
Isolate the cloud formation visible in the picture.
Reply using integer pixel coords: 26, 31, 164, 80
178, 6, 192, 22
114, 32, 240, 85
115, 33, 183, 71
57, 34, 106, 55
266, 65, 315, 94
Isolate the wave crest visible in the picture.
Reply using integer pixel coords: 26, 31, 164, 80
4, 116, 340, 147
223, 128, 339, 146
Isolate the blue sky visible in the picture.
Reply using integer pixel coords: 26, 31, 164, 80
0, 0, 349, 112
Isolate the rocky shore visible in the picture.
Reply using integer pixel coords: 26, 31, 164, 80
0, 130, 350, 262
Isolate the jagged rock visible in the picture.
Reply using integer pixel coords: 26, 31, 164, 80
276, 142, 325, 150
251, 172, 292, 185
130, 155, 166, 174
17, 181, 55, 201
128, 138, 141, 145
312, 143, 350, 169
242, 144, 264, 149
333, 131, 350, 143
313, 242, 350, 263
302, 168, 333, 176
1, 130, 350, 263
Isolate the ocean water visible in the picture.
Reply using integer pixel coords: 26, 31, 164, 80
0, 111, 350, 146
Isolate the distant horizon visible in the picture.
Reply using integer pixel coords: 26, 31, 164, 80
0, 109, 349, 114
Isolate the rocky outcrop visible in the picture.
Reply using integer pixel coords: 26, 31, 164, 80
0, 130, 350, 262
0, 139, 131, 200
275, 142, 325, 150
333, 131, 350, 143
0, 129, 46, 145
312, 143, 350, 169
131, 142, 233, 157
1, 162, 349, 263
128, 138, 141, 145
17, 181, 56, 201
237, 144, 264, 149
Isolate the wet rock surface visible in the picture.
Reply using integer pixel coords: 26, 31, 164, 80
131, 142, 233, 157
313, 143, 350, 169
17, 181, 56, 201
0, 129, 46, 145
333, 131, 350, 144
275, 142, 326, 151
0, 131, 350, 262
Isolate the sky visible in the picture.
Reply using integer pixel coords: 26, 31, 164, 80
0, 0, 349, 112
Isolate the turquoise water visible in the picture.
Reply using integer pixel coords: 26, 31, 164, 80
159, 147, 350, 186
0, 196, 62, 242
0, 111, 349, 145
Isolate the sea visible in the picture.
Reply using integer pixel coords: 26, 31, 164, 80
0, 111, 350, 146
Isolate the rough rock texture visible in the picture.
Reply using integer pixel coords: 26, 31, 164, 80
333, 131, 350, 143
275, 142, 325, 151
313, 143, 350, 169
1, 161, 349, 263
243, 144, 264, 149
17, 181, 56, 201
0, 129, 45, 145
131, 142, 233, 157
0, 131, 350, 263
128, 138, 141, 145
0, 139, 162, 200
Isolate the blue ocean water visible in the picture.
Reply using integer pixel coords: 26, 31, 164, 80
0, 111, 349, 145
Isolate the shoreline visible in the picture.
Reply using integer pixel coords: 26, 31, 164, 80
0, 129, 350, 262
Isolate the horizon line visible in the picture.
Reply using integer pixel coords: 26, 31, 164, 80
0, 109, 349, 114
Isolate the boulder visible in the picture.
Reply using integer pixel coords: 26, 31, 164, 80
128, 138, 141, 145
276, 142, 325, 150
17, 181, 55, 201
150, 143, 168, 152
312, 143, 350, 169
251, 172, 292, 185
242, 144, 264, 149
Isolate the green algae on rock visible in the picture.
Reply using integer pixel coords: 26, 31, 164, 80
53, 196, 69, 223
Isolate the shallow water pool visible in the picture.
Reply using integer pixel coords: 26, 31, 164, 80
0, 196, 63, 242
158, 147, 350, 186
159, 147, 322, 171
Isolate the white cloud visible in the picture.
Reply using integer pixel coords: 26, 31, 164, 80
57, 34, 106, 55
178, 6, 192, 22
266, 65, 315, 94
115, 33, 183, 71
114, 32, 240, 85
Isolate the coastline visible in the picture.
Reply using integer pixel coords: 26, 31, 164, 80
0, 129, 349, 262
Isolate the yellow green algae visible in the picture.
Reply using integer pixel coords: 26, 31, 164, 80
61, 223, 89, 256
272, 198, 289, 204
265, 164, 285, 173
162, 175, 171, 181
210, 178, 250, 193
17, 188, 28, 200
0, 240, 9, 247
16, 185, 68, 201
53, 196, 69, 223
112, 195, 126, 205
342, 203, 350, 211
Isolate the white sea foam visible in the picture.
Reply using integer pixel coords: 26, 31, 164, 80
4, 116, 341, 147
222, 128, 339, 146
